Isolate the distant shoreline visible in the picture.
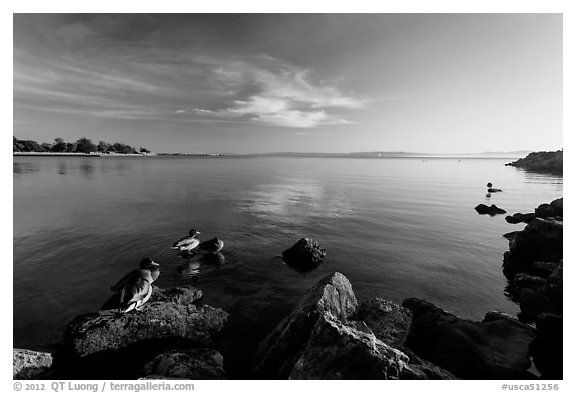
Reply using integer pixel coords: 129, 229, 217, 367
14, 152, 528, 159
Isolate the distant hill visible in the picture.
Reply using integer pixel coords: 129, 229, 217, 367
240, 151, 531, 159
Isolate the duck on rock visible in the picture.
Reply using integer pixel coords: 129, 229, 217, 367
111, 258, 160, 313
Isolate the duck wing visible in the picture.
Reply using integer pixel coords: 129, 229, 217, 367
110, 269, 149, 292
118, 276, 152, 313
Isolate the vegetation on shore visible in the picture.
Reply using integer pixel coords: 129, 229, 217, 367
13, 136, 151, 155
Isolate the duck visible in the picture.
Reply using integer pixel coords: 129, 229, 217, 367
171, 229, 201, 253
198, 237, 224, 253
111, 258, 160, 313
486, 182, 503, 193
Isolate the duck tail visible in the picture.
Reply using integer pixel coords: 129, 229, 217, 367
118, 300, 136, 314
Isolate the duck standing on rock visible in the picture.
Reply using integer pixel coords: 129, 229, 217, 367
171, 229, 201, 254
199, 237, 224, 254
111, 258, 160, 313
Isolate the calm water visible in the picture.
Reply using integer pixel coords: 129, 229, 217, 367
13, 156, 562, 372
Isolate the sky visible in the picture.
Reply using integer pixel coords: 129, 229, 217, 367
13, 13, 563, 154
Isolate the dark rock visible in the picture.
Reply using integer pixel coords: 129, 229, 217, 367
253, 272, 357, 378
503, 218, 563, 278
352, 298, 412, 348
545, 260, 562, 309
143, 348, 226, 379
102, 285, 203, 310
65, 298, 228, 357
512, 273, 547, 295
531, 313, 562, 379
150, 286, 203, 305
13, 349, 53, 379
505, 213, 535, 224
288, 313, 410, 379
505, 150, 563, 175
503, 231, 520, 240
282, 238, 327, 271
399, 347, 457, 380
535, 198, 563, 218
518, 289, 556, 323
529, 261, 558, 278
402, 298, 536, 379
475, 204, 506, 216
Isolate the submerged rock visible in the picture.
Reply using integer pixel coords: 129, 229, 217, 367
402, 298, 536, 379
282, 238, 327, 271
66, 286, 228, 357
143, 348, 226, 380
475, 204, 506, 216
13, 349, 53, 379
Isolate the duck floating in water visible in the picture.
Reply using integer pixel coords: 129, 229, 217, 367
199, 237, 224, 253
171, 229, 201, 254
111, 258, 160, 313
486, 182, 503, 193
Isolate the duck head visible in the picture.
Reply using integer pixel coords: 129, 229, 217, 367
487, 182, 493, 188
188, 229, 201, 237
140, 258, 160, 268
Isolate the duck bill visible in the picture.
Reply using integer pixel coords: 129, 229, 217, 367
151, 261, 160, 266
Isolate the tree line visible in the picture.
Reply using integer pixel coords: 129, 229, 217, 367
13, 136, 151, 154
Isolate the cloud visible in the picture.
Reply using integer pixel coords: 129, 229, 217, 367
14, 30, 364, 128
200, 57, 365, 127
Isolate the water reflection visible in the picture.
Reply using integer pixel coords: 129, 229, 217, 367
13, 162, 40, 177
238, 178, 352, 224
78, 161, 95, 178
178, 251, 226, 277
58, 161, 68, 175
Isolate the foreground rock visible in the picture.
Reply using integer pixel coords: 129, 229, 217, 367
282, 238, 327, 271
143, 348, 226, 379
475, 204, 506, 216
531, 313, 563, 379
66, 286, 228, 357
351, 298, 412, 348
350, 298, 455, 380
254, 272, 454, 379
505, 150, 563, 175
13, 349, 53, 379
403, 298, 536, 379
254, 272, 358, 377
289, 313, 409, 379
